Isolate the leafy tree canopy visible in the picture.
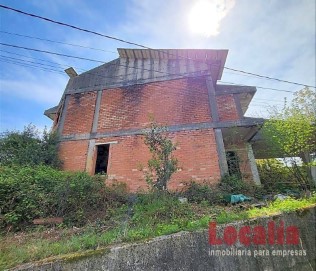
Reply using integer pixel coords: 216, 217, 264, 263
261, 87, 316, 187
0, 124, 62, 168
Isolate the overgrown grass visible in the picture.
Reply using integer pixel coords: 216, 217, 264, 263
216, 193, 316, 224
1, 193, 315, 270
0, 165, 128, 230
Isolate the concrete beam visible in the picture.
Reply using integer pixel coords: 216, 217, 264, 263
246, 143, 261, 185
215, 85, 256, 95
214, 128, 229, 177
59, 119, 265, 142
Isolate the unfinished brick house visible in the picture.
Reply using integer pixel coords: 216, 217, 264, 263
44, 49, 264, 191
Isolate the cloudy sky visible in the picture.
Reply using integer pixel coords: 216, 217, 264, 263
0, 0, 315, 132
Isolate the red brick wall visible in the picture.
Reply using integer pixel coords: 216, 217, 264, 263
93, 129, 220, 192
97, 78, 211, 132
216, 95, 239, 121
62, 92, 97, 135
59, 140, 89, 171
57, 78, 245, 190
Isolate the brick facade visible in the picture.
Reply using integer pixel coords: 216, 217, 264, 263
62, 91, 97, 135
97, 78, 211, 132
46, 49, 262, 191
58, 77, 225, 191
216, 94, 239, 121
59, 140, 89, 172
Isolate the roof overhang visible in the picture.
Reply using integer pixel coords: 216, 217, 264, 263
44, 105, 58, 120
117, 48, 228, 81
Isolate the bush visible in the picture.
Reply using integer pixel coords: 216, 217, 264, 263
257, 159, 307, 193
143, 122, 178, 191
219, 174, 250, 194
131, 191, 194, 227
182, 181, 226, 205
182, 176, 269, 204
0, 124, 62, 168
0, 165, 128, 230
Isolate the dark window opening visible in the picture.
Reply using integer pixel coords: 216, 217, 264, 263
95, 144, 110, 174
226, 151, 241, 177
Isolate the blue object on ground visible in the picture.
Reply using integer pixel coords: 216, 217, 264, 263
230, 194, 252, 203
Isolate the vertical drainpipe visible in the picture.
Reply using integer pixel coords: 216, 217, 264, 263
85, 90, 102, 173
206, 76, 228, 177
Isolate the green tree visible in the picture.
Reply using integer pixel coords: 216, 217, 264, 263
261, 87, 316, 188
143, 122, 178, 191
0, 124, 62, 168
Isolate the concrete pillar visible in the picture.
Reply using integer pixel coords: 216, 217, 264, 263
206, 76, 228, 177
85, 90, 103, 173
246, 143, 261, 185
215, 129, 229, 177
91, 90, 102, 133
85, 139, 96, 174
205, 77, 219, 121
57, 94, 70, 136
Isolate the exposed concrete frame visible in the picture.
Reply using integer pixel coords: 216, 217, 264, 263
85, 139, 96, 174
215, 86, 256, 96
246, 143, 261, 185
85, 90, 105, 173
91, 90, 102, 133
215, 129, 229, 176
57, 94, 70, 136
206, 77, 219, 122
233, 94, 244, 119
59, 118, 264, 142
206, 76, 228, 177
95, 141, 118, 145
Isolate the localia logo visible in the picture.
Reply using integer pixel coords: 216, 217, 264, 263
209, 220, 299, 246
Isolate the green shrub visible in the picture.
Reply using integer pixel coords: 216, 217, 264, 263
143, 122, 178, 191
0, 165, 128, 230
0, 124, 62, 168
131, 191, 194, 227
219, 174, 250, 193
257, 159, 307, 193
182, 181, 226, 204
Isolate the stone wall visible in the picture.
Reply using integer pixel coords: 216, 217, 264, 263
12, 206, 316, 271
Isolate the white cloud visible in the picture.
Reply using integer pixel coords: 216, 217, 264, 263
0, 71, 66, 105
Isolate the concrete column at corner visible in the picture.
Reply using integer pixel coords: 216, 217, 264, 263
85, 139, 96, 174
57, 94, 70, 136
214, 128, 229, 177
246, 143, 261, 185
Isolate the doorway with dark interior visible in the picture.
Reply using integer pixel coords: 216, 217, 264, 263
95, 144, 110, 175
226, 151, 241, 178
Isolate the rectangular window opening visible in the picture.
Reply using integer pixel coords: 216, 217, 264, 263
95, 144, 110, 175
226, 151, 241, 177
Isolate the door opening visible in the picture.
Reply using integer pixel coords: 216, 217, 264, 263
226, 151, 241, 177
95, 144, 110, 174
